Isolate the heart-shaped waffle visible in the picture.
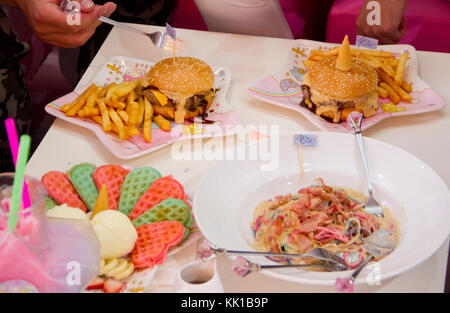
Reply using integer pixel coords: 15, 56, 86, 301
132, 221, 185, 268
93, 165, 130, 211
41, 171, 88, 212
128, 176, 187, 221
68, 163, 98, 211
131, 198, 193, 232
118, 167, 162, 216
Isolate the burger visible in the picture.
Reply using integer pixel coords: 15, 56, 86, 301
142, 57, 215, 124
300, 37, 379, 123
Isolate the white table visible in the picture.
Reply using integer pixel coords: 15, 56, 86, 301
27, 25, 449, 292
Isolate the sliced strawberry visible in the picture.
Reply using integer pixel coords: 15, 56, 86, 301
86, 276, 105, 290
103, 278, 123, 293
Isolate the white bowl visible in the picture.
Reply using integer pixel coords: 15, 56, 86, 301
193, 132, 450, 286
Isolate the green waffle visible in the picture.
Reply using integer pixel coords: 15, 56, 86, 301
118, 167, 162, 216
68, 163, 98, 211
45, 197, 59, 211
132, 198, 193, 232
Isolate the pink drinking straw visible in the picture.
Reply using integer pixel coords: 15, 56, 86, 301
4, 118, 31, 210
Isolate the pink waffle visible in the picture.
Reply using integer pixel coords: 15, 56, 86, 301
128, 176, 187, 221
131, 221, 185, 269
41, 171, 88, 212
92, 165, 130, 211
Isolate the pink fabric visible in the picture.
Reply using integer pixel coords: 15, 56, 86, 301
171, 0, 315, 40
326, 0, 450, 53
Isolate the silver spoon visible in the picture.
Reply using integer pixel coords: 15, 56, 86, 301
232, 256, 347, 277
197, 240, 348, 268
335, 229, 396, 292
348, 112, 384, 217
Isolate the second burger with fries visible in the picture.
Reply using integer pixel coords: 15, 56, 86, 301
301, 35, 379, 123
142, 57, 215, 124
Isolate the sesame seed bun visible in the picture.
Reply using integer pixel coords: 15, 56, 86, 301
307, 57, 378, 99
142, 57, 214, 94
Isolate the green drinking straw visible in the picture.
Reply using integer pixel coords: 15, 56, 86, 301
8, 135, 31, 233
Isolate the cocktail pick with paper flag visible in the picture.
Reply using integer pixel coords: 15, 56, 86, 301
294, 134, 318, 177
355, 35, 379, 63
165, 23, 184, 56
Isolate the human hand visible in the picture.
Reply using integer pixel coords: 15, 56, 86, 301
356, 0, 407, 44
15, 0, 117, 48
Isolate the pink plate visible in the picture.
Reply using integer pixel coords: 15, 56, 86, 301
247, 39, 446, 133
46, 56, 242, 159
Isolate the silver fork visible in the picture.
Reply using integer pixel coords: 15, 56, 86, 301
348, 113, 384, 217
59, 0, 182, 51
98, 16, 183, 52
197, 240, 348, 268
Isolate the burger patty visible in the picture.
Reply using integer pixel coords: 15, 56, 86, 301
144, 87, 214, 112
300, 84, 356, 110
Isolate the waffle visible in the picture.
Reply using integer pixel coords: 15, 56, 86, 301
118, 167, 162, 215
128, 175, 187, 221
45, 197, 58, 211
68, 163, 98, 211
93, 165, 130, 211
41, 171, 88, 212
131, 198, 193, 231
132, 221, 185, 268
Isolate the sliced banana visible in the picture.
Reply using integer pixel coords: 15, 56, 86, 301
98, 257, 135, 281
99, 258, 118, 276
113, 263, 135, 281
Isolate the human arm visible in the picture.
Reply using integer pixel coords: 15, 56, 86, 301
356, 0, 408, 44
13, 0, 116, 48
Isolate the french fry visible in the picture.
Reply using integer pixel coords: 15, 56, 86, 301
401, 80, 413, 93
377, 86, 389, 98
359, 56, 382, 69
144, 97, 153, 121
117, 110, 129, 124
65, 84, 96, 116
108, 108, 126, 140
127, 101, 140, 126
137, 97, 145, 125
352, 48, 393, 58
143, 120, 152, 143
381, 60, 396, 77
126, 127, 140, 137
61, 84, 95, 113
377, 69, 413, 102
97, 99, 111, 132
395, 52, 408, 84
379, 82, 400, 104
153, 115, 171, 132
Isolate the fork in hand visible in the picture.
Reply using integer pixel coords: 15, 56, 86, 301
98, 16, 184, 53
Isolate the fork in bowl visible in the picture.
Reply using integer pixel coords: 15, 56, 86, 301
348, 112, 384, 217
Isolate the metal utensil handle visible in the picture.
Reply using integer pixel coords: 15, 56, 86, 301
98, 16, 147, 36
355, 131, 374, 197
351, 255, 373, 281
351, 115, 374, 197
223, 249, 305, 259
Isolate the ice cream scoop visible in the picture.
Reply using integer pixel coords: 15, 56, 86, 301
47, 204, 89, 220
91, 210, 137, 259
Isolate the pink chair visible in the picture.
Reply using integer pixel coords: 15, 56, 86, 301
325, 0, 450, 53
